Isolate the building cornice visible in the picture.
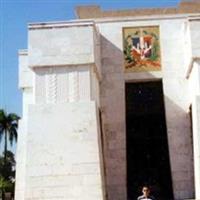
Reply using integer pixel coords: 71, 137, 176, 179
92, 13, 200, 24
28, 21, 95, 30
29, 62, 95, 69
28, 13, 200, 30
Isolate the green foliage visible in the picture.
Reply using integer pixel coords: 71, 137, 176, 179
0, 151, 16, 199
124, 36, 134, 64
0, 151, 16, 181
0, 109, 20, 161
150, 41, 159, 61
0, 109, 19, 199
0, 175, 14, 200
134, 31, 139, 35
143, 30, 148, 35
0, 176, 12, 193
150, 33, 159, 40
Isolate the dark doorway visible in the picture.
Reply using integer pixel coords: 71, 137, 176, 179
126, 81, 174, 200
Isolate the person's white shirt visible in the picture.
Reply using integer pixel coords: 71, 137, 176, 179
137, 195, 155, 200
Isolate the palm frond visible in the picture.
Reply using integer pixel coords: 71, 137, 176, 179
0, 109, 6, 123
8, 127, 18, 146
0, 131, 3, 143
0, 110, 19, 152
7, 113, 20, 123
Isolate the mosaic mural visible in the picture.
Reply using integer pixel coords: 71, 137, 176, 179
123, 26, 161, 72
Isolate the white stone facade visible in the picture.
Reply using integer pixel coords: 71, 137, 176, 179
15, 10, 200, 200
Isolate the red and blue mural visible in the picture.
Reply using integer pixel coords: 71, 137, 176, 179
123, 26, 161, 72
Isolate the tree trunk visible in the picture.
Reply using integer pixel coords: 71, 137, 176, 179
4, 130, 7, 164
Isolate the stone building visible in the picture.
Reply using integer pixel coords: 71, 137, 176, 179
15, 0, 200, 200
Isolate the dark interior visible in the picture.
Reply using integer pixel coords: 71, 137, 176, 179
126, 81, 174, 200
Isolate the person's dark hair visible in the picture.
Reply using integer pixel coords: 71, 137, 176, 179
142, 185, 150, 190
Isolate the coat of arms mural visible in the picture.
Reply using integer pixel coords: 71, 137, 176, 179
123, 26, 161, 72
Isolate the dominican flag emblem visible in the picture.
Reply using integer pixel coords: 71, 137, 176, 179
132, 36, 152, 59
123, 26, 161, 72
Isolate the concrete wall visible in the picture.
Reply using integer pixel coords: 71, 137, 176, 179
97, 16, 195, 200
187, 24, 200, 187
188, 19, 200, 199
15, 85, 105, 200
34, 65, 92, 104
188, 60, 200, 199
28, 24, 95, 67
18, 50, 34, 117
15, 22, 105, 200
15, 120, 28, 200
22, 102, 103, 200
189, 20, 200, 58
192, 94, 200, 200
16, 14, 200, 200
161, 19, 193, 199
15, 50, 34, 200
18, 50, 33, 89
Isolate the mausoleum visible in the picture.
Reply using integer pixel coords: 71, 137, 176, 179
15, 1, 200, 199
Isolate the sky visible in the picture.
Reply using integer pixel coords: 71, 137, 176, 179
0, 0, 181, 153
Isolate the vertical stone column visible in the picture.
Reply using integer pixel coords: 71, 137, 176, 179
192, 95, 200, 199
188, 58, 200, 199
188, 18, 200, 199
15, 50, 33, 200
99, 35, 127, 200
189, 60, 200, 200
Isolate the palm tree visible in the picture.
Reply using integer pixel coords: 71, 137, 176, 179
0, 150, 16, 181
0, 109, 20, 162
0, 175, 12, 200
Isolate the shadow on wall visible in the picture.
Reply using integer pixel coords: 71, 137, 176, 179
99, 35, 195, 200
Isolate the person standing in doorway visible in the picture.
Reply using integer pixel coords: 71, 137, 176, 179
137, 186, 156, 200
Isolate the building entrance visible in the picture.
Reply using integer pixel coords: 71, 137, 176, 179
126, 81, 174, 200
